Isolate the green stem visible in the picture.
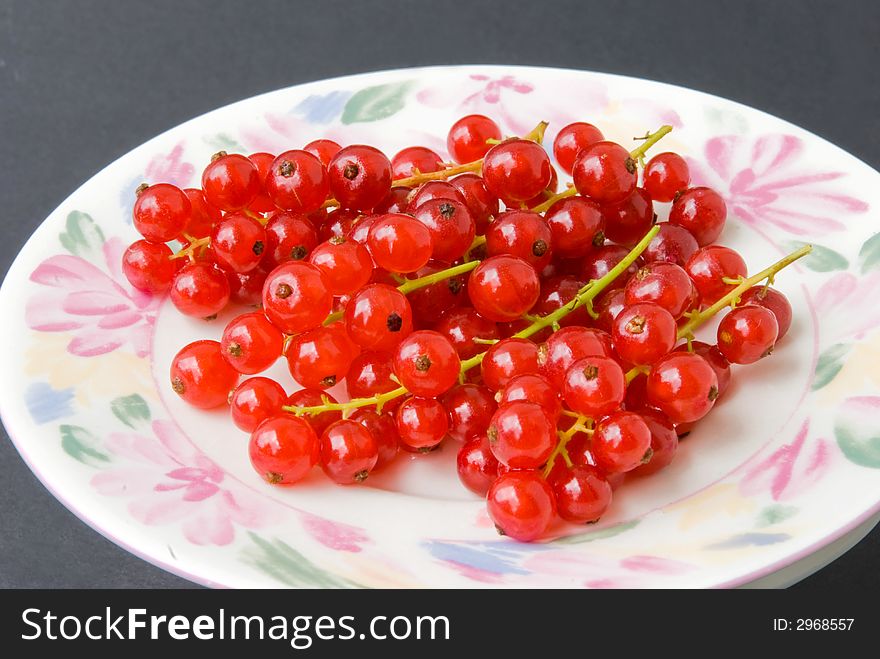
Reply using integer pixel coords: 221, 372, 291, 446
284, 385, 409, 416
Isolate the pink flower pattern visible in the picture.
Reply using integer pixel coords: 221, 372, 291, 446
814, 271, 880, 344
688, 134, 868, 236
91, 420, 278, 545
26, 238, 158, 357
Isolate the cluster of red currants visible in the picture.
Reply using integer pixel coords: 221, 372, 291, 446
123, 114, 802, 542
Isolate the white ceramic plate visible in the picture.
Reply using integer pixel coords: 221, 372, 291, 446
2, 65, 879, 588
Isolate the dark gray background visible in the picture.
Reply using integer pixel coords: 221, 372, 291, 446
1, 0, 878, 588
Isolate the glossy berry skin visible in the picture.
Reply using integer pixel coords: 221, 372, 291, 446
265, 150, 330, 213
643, 152, 691, 202
211, 212, 267, 273
247, 152, 278, 214
318, 207, 359, 242
349, 409, 400, 468
373, 186, 412, 214
602, 187, 654, 246
677, 341, 732, 397
412, 198, 476, 263
717, 305, 779, 364
612, 302, 677, 366
287, 324, 358, 390
345, 284, 413, 352
481, 338, 539, 391
553, 122, 604, 175
202, 153, 261, 211
391, 146, 444, 179
368, 213, 434, 273
170, 263, 230, 318
531, 275, 592, 329
183, 187, 221, 238
264, 211, 318, 267
539, 326, 614, 390
303, 139, 342, 167
482, 139, 553, 202
262, 261, 331, 334
487, 210, 553, 270
249, 415, 318, 485
396, 397, 449, 451
451, 173, 499, 235
563, 356, 626, 418
442, 384, 497, 442
320, 420, 378, 484
643, 223, 699, 267
624, 262, 697, 319
487, 471, 556, 542
393, 330, 460, 397
457, 436, 500, 496
123, 240, 178, 293
685, 246, 748, 306
647, 352, 719, 423
328, 145, 393, 211
170, 340, 240, 409
133, 183, 191, 243
499, 373, 562, 421
406, 261, 468, 323
434, 307, 498, 359
594, 288, 627, 334
308, 237, 373, 295
591, 411, 652, 474
221, 311, 284, 374
286, 389, 342, 437
406, 180, 465, 211
739, 286, 792, 340
631, 409, 678, 476
227, 266, 269, 306
229, 377, 287, 433
446, 114, 502, 163
468, 255, 540, 322
550, 465, 612, 524
346, 351, 397, 399
572, 141, 637, 205
544, 197, 605, 258
581, 244, 642, 290
669, 187, 727, 246
487, 401, 556, 469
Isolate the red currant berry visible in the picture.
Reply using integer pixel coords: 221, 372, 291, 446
481, 338, 539, 391
320, 420, 378, 484
202, 152, 261, 211
264, 211, 318, 267
685, 246, 747, 305
406, 261, 467, 323
447, 114, 502, 163
221, 311, 283, 374
286, 389, 342, 437
226, 266, 268, 306
631, 408, 678, 476
262, 261, 331, 334
739, 286, 792, 340
643, 152, 690, 202
412, 198, 476, 263
308, 237, 373, 295
123, 240, 178, 293
368, 213, 434, 273
287, 323, 358, 389
531, 275, 592, 328
669, 187, 727, 246
451, 173, 499, 235
675, 340, 732, 397
391, 146, 444, 179
550, 465, 612, 524
717, 305, 779, 364
328, 145, 392, 211
625, 262, 697, 319
602, 187, 655, 246
612, 302, 677, 366
350, 408, 400, 468
538, 326, 614, 390
594, 288, 626, 334
486, 210, 553, 270
170, 340, 240, 409
592, 411, 652, 474
373, 186, 413, 214
406, 181, 465, 212
442, 384, 497, 442
183, 187, 221, 238
318, 207, 360, 242
434, 307, 498, 359
133, 183, 191, 242
562, 356, 625, 418
553, 122, 604, 175
646, 352, 719, 423
468, 255, 540, 322
249, 415, 318, 485
265, 150, 330, 214
482, 139, 553, 202
393, 330, 460, 397
498, 373, 562, 421
487, 401, 556, 469
487, 471, 556, 541
457, 435, 500, 496
643, 223, 699, 267
247, 152, 278, 214
544, 197, 605, 259
211, 212, 267, 273
396, 396, 449, 451
581, 244, 642, 290
346, 351, 397, 399
303, 139, 342, 167
230, 377, 286, 433
344, 283, 413, 352
572, 141, 637, 204
170, 263, 230, 318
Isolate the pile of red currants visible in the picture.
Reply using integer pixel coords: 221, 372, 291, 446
123, 114, 808, 542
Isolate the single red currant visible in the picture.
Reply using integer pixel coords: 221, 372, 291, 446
368, 213, 434, 273
643, 223, 699, 267
262, 261, 332, 334
249, 414, 318, 485
562, 356, 626, 418
265, 150, 330, 213
451, 173, 499, 235
487, 471, 556, 542
675, 340, 732, 397
553, 122, 604, 175
612, 302, 677, 366
487, 401, 556, 469
601, 187, 655, 246
669, 187, 727, 246
211, 212, 267, 273
646, 352, 719, 423
413, 198, 477, 263
133, 183, 191, 242
481, 338, 539, 391
396, 396, 449, 451
434, 307, 498, 359
581, 244, 642, 290
287, 323, 358, 389
170, 340, 240, 409
468, 255, 541, 322
221, 311, 284, 374
406, 261, 468, 323
286, 389, 342, 437
447, 114, 502, 163
303, 139, 342, 167
717, 305, 779, 364
643, 152, 690, 202
631, 408, 678, 476
230, 377, 287, 433
530, 275, 592, 329
264, 211, 318, 267
482, 139, 553, 202
739, 286, 792, 340
591, 411, 652, 474
346, 351, 397, 399
486, 209, 553, 270
227, 266, 269, 306
393, 330, 461, 397
391, 146, 444, 179
538, 326, 614, 390
572, 141, 637, 204
170, 262, 230, 318
457, 435, 500, 496
344, 283, 414, 352
328, 145, 392, 211
442, 384, 497, 442
624, 262, 697, 319
498, 373, 562, 421
183, 187, 221, 238
406, 180, 465, 211
202, 152, 261, 211
549, 465, 612, 524
320, 420, 378, 484
685, 245, 748, 305
123, 240, 178, 293
594, 288, 627, 334
544, 196, 605, 258
308, 237, 373, 295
